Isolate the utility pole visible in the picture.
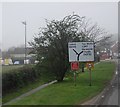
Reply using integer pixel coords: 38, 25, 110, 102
22, 21, 27, 64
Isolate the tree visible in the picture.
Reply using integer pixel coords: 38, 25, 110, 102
29, 14, 110, 82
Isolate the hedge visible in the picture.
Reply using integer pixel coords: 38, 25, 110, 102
2, 65, 41, 96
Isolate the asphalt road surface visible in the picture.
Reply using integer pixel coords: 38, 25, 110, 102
96, 59, 119, 106
99, 71, 118, 105
82, 59, 119, 106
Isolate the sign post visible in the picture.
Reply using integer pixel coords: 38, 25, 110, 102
71, 62, 79, 86
89, 64, 92, 86
86, 62, 94, 86
68, 42, 94, 86
74, 72, 76, 86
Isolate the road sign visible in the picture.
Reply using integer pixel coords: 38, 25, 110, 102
71, 62, 79, 70
68, 42, 94, 62
86, 62, 94, 70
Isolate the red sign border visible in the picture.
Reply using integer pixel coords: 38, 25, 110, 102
71, 62, 79, 71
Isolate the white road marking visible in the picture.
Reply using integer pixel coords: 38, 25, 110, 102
112, 85, 114, 88
101, 95, 104, 98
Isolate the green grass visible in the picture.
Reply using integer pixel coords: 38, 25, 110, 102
2, 64, 55, 104
2, 79, 45, 103
0, 98, 1, 106
8, 61, 116, 105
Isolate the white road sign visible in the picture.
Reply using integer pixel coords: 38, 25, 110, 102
68, 42, 94, 62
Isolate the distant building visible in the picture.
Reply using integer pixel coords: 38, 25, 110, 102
2, 47, 36, 65
100, 52, 110, 60
99, 41, 118, 60
0, 58, 13, 65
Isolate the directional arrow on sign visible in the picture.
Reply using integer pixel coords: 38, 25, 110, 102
68, 42, 94, 62
73, 49, 83, 61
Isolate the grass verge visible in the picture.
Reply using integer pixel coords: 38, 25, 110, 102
2, 64, 55, 104
7, 61, 116, 105
2, 79, 45, 103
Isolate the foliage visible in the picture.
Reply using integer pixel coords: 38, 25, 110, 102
2, 65, 40, 95
30, 14, 109, 82
2, 65, 56, 103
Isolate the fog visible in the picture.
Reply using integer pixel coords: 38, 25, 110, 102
2, 2, 118, 50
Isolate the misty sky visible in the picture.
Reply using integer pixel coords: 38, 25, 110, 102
2, 2, 118, 50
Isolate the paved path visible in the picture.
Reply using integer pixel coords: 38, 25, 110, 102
3, 80, 57, 105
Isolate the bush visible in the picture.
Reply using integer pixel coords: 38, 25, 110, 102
2, 65, 41, 96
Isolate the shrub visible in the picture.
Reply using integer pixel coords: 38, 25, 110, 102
2, 65, 41, 95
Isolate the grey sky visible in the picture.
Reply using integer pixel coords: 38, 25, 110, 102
2, 2, 118, 50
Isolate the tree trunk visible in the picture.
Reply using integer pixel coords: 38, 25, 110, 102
57, 70, 66, 82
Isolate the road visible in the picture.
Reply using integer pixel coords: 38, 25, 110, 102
82, 59, 119, 106
95, 59, 119, 106
96, 70, 118, 105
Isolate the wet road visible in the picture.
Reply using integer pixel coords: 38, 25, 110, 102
96, 59, 119, 106
82, 59, 119, 106
100, 72, 118, 105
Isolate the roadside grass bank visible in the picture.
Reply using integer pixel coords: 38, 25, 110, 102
8, 61, 116, 105
2, 79, 44, 103
2, 64, 55, 104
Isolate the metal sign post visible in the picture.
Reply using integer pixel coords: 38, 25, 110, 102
86, 62, 94, 86
89, 68, 92, 86
88, 64, 92, 86
74, 71, 76, 86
